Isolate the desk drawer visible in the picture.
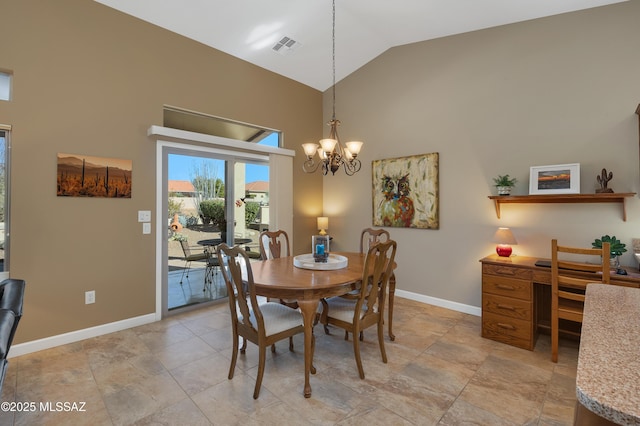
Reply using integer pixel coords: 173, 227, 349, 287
483, 275, 532, 301
483, 264, 532, 280
482, 311, 533, 350
483, 293, 531, 321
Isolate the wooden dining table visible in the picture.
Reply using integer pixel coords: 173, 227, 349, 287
250, 251, 368, 398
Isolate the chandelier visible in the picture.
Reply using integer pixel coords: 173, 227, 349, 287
302, 0, 363, 176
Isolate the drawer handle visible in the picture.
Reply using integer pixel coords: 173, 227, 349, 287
496, 268, 517, 275
497, 323, 516, 330
496, 284, 516, 291
497, 303, 515, 311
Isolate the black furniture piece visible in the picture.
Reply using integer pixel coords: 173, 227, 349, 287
0, 278, 25, 392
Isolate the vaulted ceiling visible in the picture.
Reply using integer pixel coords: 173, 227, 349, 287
95, 0, 626, 91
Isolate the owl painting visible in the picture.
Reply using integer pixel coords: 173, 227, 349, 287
378, 174, 415, 227
372, 153, 439, 229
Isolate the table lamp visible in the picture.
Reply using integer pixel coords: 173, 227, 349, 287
317, 216, 329, 236
493, 227, 517, 257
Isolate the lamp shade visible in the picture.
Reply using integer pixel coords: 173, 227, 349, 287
493, 227, 517, 257
317, 216, 329, 235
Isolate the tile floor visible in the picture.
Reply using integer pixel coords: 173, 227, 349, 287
0, 297, 579, 425
167, 267, 227, 310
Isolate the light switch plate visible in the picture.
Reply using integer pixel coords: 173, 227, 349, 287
138, 210, 151, 222
142, 223, 151, 234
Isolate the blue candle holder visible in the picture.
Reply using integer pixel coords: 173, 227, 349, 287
312, 235, 329, 263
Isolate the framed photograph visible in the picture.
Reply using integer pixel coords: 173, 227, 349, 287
57, 153, 132, 198
372, 152, 439, 229
529, 163, 580, 195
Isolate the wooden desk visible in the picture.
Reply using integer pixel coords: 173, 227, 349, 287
480, 254, 640, 350
250, 252, 365, 398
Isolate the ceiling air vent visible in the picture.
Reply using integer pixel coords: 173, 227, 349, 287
272, 36, 302, 55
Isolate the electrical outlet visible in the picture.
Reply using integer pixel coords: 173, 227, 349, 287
142, 223, 151, 234
85, 290, 95, 304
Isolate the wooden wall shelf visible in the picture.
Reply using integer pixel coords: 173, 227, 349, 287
488, 193, 636, 221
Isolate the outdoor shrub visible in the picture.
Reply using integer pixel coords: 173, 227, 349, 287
167, 198, 182, 219
199, 199, 225, 227
245, 201, 260, 226
185, 215, 199, 227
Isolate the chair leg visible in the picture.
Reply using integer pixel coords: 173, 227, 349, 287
271, 343, 276, 353
289, 336, 294, 352
377, 321, 387, 364
180, 261, 191, 284
353, 327, 365, 379
319, 299, 330, 334
254, 344, 267, 399
228, 332, 239, 379
240, 337, 247, 354
551, 324, 559, 363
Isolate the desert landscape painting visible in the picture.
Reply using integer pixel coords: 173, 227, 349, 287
57, 153, 132, 198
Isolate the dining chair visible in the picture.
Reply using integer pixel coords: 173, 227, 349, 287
551, 239, 610, 363
258, 230, 290, 260
258, 230, 299, 308
320, 239, 397, 379
360, 228, 391, 253
178, 239, 208, 285
328, 228, 396, 340
217, 243, 306, 399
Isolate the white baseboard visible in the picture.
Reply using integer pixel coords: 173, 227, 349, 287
9, 313, 157, 358
395, 289, 481, 317
9, 292, 479, 358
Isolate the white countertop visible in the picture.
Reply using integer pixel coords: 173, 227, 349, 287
577, 284, 640, 425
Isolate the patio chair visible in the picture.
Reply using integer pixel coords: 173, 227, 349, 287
178, 240, 208, 285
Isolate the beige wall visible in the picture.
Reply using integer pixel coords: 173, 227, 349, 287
324, 1, 640, 308
0, 0, 323, 344
3, 0, 639, 346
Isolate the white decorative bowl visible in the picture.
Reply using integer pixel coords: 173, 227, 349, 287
293, 253, 348, 270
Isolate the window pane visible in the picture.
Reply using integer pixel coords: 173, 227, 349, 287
0, 72, 11, 101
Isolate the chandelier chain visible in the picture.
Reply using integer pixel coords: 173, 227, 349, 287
332, 0, 336, 120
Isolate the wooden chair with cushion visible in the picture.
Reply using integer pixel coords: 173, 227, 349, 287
320, 239, 397, 379
217, 243, 306, 399
258, 230, 290, 260
551, 239, 610, 363
360, 228, 391, 253
329, 228, 397, 340
258, 230, 298, 309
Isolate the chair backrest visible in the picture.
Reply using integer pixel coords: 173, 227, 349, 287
359, 239, 397, 317
551, 239, 611, 291
0, 278, 25, 351
217, 243, 263, 334
360, 228, 391, 254
179, 239, 193, 257
258, 230, 290, 260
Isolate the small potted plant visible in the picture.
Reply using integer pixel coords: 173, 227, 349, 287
592, 235, 627, 268
493, 174, 517, 196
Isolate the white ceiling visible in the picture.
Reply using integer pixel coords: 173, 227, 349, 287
95, 0, 626, 91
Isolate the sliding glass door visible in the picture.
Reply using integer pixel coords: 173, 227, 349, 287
163, 147, 269, 313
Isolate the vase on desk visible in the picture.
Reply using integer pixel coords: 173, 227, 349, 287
609, 256, 620, 269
